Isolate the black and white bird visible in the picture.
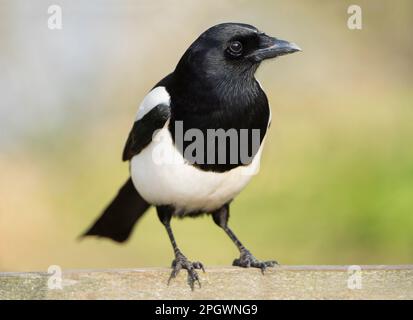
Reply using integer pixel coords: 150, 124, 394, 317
83, 23, 300, 289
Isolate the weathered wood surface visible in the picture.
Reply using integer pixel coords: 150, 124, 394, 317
1, 265, 412, 300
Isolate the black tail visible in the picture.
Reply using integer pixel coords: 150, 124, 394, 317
82, 178, 150, 242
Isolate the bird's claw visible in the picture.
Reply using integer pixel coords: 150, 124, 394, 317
168, 253, 205, 290
233, 250, 277, 274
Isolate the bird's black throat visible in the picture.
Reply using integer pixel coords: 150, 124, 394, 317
157, 66, 270, 172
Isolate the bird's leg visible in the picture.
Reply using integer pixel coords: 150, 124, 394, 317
212, 204, 277, 273
157, 206, 204, 290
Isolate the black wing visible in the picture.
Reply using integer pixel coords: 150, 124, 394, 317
122, 103, 171, 161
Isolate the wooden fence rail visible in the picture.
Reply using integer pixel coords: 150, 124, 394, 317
1, 265, 412, 299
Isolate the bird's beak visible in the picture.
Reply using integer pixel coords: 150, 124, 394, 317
247, 34, 301, 62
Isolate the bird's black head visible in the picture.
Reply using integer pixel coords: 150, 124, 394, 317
174, 23, 301, 85
168, 24, 300, 170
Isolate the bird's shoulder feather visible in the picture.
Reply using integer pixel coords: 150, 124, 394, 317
122, 102, 171, 161
122, 74, 174, 161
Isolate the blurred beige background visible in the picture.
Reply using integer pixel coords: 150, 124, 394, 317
0, 0, 412, 271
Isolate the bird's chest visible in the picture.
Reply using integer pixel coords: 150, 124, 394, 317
130, 125, 263, 214
169, 98, 269, 172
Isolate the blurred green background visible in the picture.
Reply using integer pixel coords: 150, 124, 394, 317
0, 0, 412, 272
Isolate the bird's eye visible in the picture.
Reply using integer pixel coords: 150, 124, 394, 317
227, 41, 243, 57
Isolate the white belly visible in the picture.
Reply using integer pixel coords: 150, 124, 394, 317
130, 126, 263, 213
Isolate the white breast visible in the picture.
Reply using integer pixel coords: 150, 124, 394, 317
130, 125, 264, 213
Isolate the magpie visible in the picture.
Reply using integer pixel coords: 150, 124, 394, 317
83, 23, 300, 289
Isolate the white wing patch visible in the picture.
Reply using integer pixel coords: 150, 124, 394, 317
135, 86, 171, 121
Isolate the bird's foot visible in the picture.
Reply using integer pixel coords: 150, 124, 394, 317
233, 249, 277, 274
168, 252, 205, 290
